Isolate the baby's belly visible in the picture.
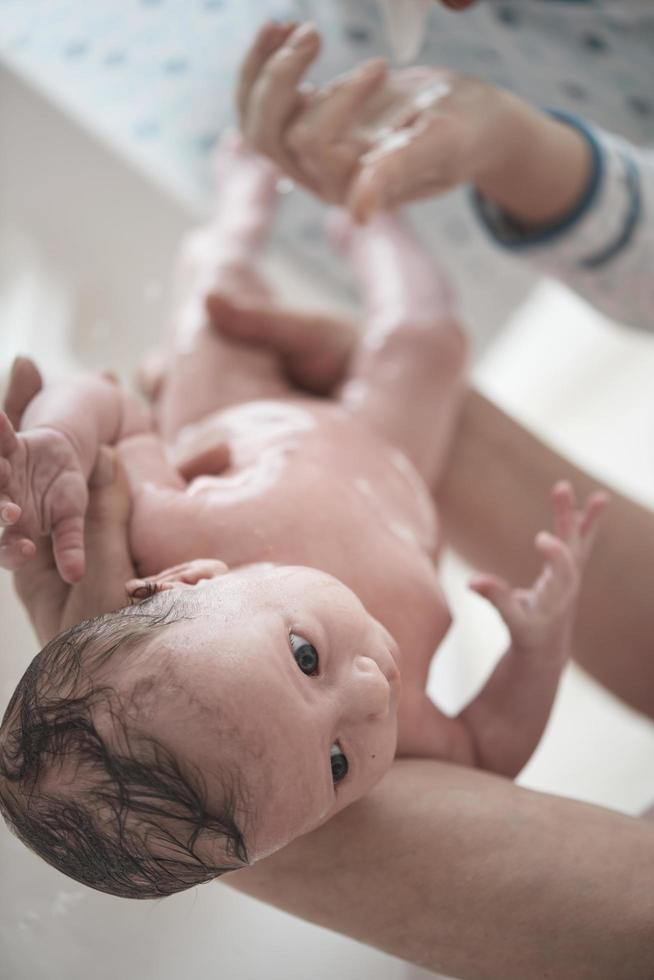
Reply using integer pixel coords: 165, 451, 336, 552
129, 397, 440, 601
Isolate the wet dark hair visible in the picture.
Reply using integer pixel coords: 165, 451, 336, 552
0, 597, 249, 899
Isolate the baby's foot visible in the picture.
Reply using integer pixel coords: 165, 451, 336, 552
0, 411, 89, 582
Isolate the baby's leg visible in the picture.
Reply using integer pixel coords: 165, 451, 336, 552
157, 136, 290, 442
336, 212, 467, 490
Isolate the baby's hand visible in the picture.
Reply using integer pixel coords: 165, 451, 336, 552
0, 411, 89, 583
469, 482, 608, 657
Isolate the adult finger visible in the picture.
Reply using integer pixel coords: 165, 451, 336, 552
0, 410, 19, 456
86, 446, 131, 525
237, 20, 298, 125
244, 23, 321, 173
4, 356, 43, 428
59, 448, 136, 630
0, 534, 36, 571
52, 514, 86, 584
12, 534, 67, 644
286, 60, 387, 196
349, 116, 450, 221
0, 499, 21, 527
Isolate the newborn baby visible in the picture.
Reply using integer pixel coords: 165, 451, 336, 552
0, 138, 604, 899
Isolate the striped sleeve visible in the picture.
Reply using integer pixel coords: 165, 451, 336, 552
471, 111, 653, 332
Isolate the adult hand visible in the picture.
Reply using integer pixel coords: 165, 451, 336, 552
238, 21, 388, 204
239, 25, 591, 226
12, 446, 135, 645
237, 23, 519, 221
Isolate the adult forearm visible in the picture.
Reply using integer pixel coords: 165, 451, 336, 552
437, 389, 654, 719
227, 759, 654, 980
475, 96, 591, 228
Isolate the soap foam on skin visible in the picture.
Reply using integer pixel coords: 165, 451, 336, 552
379, 0, 432, 64
353, 68, 453, 150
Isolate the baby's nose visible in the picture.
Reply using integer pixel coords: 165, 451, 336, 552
346, 656, 392, 722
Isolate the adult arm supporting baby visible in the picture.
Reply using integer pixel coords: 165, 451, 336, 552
228, 758, 654, 980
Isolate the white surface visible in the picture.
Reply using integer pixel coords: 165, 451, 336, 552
2, 61, 654, 980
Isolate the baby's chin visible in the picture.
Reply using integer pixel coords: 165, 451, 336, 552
252, 746, 398, 863
335, 735, 398, 815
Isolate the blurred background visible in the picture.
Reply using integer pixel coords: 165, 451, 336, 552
2, 2, 654, 979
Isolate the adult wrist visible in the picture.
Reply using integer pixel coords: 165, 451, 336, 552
474, 96, 593, 228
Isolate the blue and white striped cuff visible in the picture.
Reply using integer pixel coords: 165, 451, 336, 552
471, 109, 642, 269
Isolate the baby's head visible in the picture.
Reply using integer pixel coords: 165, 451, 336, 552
0, 562, 400, 898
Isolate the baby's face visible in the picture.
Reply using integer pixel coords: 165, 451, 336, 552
124, 565, 401, 861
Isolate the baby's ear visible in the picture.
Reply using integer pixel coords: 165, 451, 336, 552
125, 559, 229, 600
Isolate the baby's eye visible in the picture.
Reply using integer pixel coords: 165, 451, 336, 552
330, 743, 349, 784
289, 632, 319, 676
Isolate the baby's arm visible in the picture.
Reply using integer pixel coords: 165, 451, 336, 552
0, 359, 150, 583
400, 483, 607, 777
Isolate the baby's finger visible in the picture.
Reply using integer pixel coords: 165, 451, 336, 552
535, 531, 576, 588
4, 356, 43, 428
52, 515, 86, 584
237, 20, 298, 124
580, 491, 610, 536
578, 491, 610, 561
469, 573, 515, 621
551, 480, 577, 542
